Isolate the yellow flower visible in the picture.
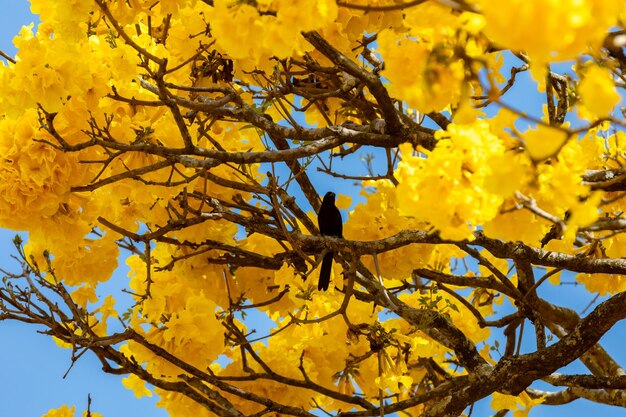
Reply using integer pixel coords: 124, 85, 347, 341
335, 194, 352, 210
30, 0, 97, 40
377, 30, 465, 113
96, 295, 119, 320
522, 125, 569, 162
563, 192, 603, 241
491, 392, 544, 417
275, 0, 338, 32
479, 0, 622, 63
42, 405, 76, 417
71, 285, 98, 307
345, 181, 434, 280
577, 273, 626, 295
0, 109, 92, 231
122, 374, 153, 399
396, 121, 517, 239
491, 392, 519, 412
578, 64, 621, 119
374, 373, 414, 394
208, 0, 321, 63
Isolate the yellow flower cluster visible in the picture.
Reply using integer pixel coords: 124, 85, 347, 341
377, 30, 466, 113
396, 120, 527, 239
479, 0, 623, 63
0, 110, 88, 230
30, 0, 97, 40
578, 64, 621, 119
3, 25, 110, 115
123, 248, 230, 384
345, 181, 435, 280
207, 0, 337, 70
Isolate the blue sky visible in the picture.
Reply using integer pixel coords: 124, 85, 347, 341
0, 2, 625, 417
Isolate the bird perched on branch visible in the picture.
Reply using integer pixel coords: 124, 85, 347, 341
317, 191, 343, 291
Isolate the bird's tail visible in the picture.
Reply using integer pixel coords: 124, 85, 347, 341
318, 252, 333, 291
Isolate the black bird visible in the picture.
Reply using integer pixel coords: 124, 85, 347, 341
317, 192, 343, 291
